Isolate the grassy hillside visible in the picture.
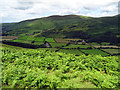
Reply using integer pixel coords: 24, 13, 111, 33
2, 15, 89, 35
2, 15, 119, 44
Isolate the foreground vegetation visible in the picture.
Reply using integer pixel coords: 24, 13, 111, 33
2, 47, 120, 88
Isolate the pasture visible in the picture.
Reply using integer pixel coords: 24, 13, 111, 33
2, 35, 120, 56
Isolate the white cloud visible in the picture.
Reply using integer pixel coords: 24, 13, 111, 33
0, 0, 119, 23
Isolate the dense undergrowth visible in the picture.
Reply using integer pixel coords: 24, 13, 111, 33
1, 47, 120, 88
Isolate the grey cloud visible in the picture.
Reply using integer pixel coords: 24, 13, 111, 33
84, 7, 92, 10
83, 5, 99, 10
84, 1, 118, 11
29, 12, 38, 15
101, 2, 118, 12
19, 1, 34, 5
118, 1, 120, 14
106, 1, 118, 6
103, 10, 111, 13
14, 6, 31, 10
83, 7, 89, 10
13, 1, 34, 10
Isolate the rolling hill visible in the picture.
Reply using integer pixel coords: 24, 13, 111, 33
2, 14, 119, 44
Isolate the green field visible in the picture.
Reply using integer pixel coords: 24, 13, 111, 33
6, 38, 119, 57
23, 40, 32, 44
81, 49, 109, 56
102, 49, 120, 55
90, 42, 100, 45
26, 37, 35, 41
34, 37, 45, 42
2, 47, 119, 88
63, 44, 91, 49
45, 38, 55, 42
50, 43, 66, 48
38, 48, 58, 51
11, 39, 25, 43
32, 42, 44, 45
18, 36, 28, 40
58, 49, 84, 55
90, 42, 110, 46
100, 42, 110, 45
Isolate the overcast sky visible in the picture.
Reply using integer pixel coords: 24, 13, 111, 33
0, 0, 119, 23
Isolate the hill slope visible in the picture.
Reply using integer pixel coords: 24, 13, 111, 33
2, 15, 90, 35
2, 15, 119, 44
